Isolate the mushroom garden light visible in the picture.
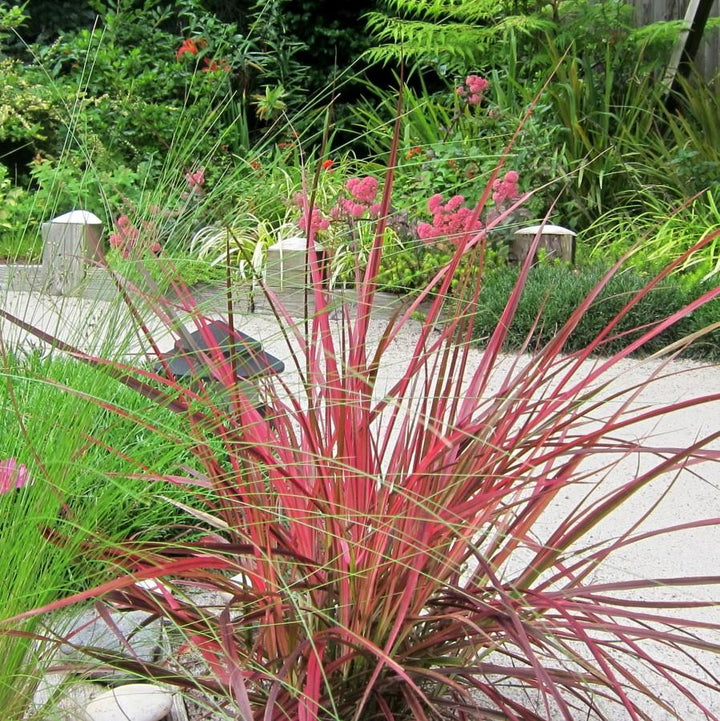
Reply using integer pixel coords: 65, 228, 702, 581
156, 320, 284, 411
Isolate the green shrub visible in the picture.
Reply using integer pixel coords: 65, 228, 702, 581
471, 261, 720, 359
0, 165, 38, 261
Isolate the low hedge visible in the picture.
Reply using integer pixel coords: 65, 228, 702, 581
469, 262, 720, 361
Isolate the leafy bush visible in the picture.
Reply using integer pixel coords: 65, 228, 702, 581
0, 57, 63, 179
0, 165, 37, 260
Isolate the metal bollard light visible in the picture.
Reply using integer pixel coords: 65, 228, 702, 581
41, 210, 103, 295
511, 224, 577, 266
265, 236, 325, 290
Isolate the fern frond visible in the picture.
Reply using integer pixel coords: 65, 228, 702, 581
364, 12, 553, 69
629, 19, 684, 46
363, 16, 493, 67
380, 0, 505, 22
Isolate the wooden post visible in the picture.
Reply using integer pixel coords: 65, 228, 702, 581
41, 210, 103, 295
663, 0, 716, 111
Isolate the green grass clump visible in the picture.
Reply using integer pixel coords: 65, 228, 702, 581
0, 353, 221, 587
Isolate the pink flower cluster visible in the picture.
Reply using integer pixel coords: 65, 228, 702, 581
417, 193, 483, 243
185, 168, 205, 193
109, 215, 161, 258
347, 176, 378, 204
0, 458, 31, 494
492, 170, 520, 205
336, 176, 381, 219
294, 193, 330, 234
456, 74, 490, 105
294, 175, 382, 234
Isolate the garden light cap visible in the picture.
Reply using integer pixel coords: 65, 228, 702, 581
514, 224, 576, 236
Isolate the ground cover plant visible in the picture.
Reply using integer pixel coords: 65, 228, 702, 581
1, 90, 720, 719
469, 260, 720, 360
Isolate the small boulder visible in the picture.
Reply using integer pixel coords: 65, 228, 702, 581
83, 683, 173, 721
31, 673, 105, 720
58, 609, 161, 665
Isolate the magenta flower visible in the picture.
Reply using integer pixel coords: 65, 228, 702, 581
0, 458, 32, 494
185, 168, 205, 192
457, 74, 489, 106
369, 203, 382, 217
298, 208, 330, 234
417, 194, 483, 243
465, 74, 489, 95
346, 176, 379, 205
295, 192, 330, 234
427, 193, 444, 214
109, 216, 161, 258
444, 195, 465, 212
339, 198, 366, 219
492, 170, 520, 205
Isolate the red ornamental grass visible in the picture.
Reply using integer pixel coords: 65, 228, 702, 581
3, 105, 720, 720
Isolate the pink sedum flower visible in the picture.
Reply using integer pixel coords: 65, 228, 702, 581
298, 208, 330, 234
346, 176, 379, 205
457, 74, 489, 106
465, 74, 489, 94
326, 176, 381, 223
110, 216, 160, 258
418, 194, 483, 243
295, 192, 330, 233
185, 168, 206, 191
492, 170, 520, 205
417, 222, 435, 240
340, 198, 367, 219
444, 195, 465, 212
0, 458, 32, 494
427, 194, 444, 214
